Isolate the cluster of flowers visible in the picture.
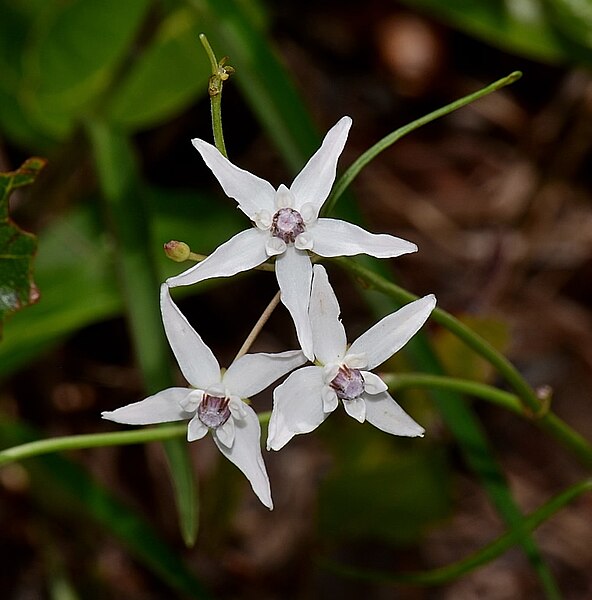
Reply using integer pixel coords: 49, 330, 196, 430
102, 117, 436, 509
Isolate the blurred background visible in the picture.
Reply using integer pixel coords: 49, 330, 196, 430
1, 0, 592, 598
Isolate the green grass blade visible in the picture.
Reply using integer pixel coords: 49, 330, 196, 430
87, 121, 198, 546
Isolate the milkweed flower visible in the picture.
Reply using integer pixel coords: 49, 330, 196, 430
166, 116, 417, 360
267, 265, 435, 451
102, 285, 306, 509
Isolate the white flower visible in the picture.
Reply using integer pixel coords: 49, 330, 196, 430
102, 285, 306, 509
166, 116, 417, 361
267, 265, 436, 451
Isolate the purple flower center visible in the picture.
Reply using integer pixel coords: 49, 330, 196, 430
197, 394, 231, 429
330, 365, 365, 401
271, 208, 305, 243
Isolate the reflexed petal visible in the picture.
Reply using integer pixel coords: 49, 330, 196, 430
342, 397, 366, 423
309, 265, 347, 364
192, 138, 275, 218
309, 219, 417, 258
275, 247, 314, 360
349, 294, 436, 369
223, 350, 308, 399
364, 391, 424, 437
267, 366, 326, 451
213, 403, 273, 509
166, 228, 268, 288
361, 371, 388, 395
102, 388, 191, 425
187, 414, 209, 441
290, 116, 352, 216
160, 285, 221, 389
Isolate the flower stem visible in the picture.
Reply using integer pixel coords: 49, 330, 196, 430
383, 373, 592, 467
233, 291, 282, 361
0, 425, 187, 467
322, 478, 592, 586
199, 33, 232, 158
0, 412, 273, 467
323, 71, 522, 216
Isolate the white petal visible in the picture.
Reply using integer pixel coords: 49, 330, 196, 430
349, 294, 436, 369
101, 388, 191, 425
275, 247, 314, 360
289, 116, 352, 216
223, 350, 308, 399
187, 414, 209, 441
213, 403, 273, 509
309, 265, 347, 364
192, 138, 275, 218
160, 285, 221, 389
363, 391, 424, 437
342, 397, 366, 423
343, 353, 368, 369
166, 228, 268, 288
362, 371, 388, 395
214, 418, 235, 448
309, 219, 417, 258
267, 366, 326, 451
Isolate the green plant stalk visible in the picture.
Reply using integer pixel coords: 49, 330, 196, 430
336, 257, 543, 414
323, 71, 522, 216
0, 414, 272, 466
86, 121, 198, 546
199, 33, 228, 157
384, 373, 592, 467
323, 478, 592, 586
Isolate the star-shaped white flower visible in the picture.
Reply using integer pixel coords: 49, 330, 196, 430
166, 116, 417, 360
102, 285, 306, 509
267, 265, 436, 451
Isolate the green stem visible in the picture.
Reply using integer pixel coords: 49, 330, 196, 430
199, 33, 229, 157
322, 478, 592, 586
336, 257, 543, 414
0, 413, 272, 467
323, 71, 522, 216
0, 426, 187, 467
384, 373, 592, 467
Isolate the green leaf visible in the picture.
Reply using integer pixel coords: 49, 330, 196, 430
397, 0, 571, 64
107, 8, 210, 130
0, 157, 46, 335
21, 0, 150, 137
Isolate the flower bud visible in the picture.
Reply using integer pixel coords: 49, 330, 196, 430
164, 240, 191, 262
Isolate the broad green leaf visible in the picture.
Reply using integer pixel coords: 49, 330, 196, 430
543, 0, 592, 51
21, 0, 150, 137
0, 157, 46, 335
0, 419, 211, 598
107, 8, 210, 130
397, 0, 569, 63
